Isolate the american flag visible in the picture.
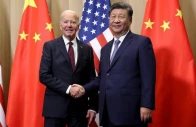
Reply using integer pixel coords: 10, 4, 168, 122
0, 63, 6, 127
78, 0, 113, 72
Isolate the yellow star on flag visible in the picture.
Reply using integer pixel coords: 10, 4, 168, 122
175, 9, 182, 19
144, 18, 155, 29
23, 0, 37, 12
33, 33, 41, 42
45, 23, 53, 32
160, 20, 170, 31
19, 31, 28, 40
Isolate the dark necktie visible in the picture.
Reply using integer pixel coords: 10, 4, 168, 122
68, 42, 75, 70
110, 39, 120, 63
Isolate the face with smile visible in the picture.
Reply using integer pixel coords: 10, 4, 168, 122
109, 9, 132, 38
60, 10, 79, 41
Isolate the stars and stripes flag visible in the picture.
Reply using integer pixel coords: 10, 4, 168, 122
0, 63, 6, 127
78, 0, 113, 72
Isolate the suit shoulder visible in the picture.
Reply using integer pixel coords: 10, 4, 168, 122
132, 33, 150, 40
99, 40, 113, 53
128, 33, 153, 49
78, 40, 92, 49
44, 36, 62, 46
103, 40, 113, 48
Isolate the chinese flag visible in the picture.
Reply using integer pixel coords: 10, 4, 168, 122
6, 0, 54, 126
141, 0, 196, 127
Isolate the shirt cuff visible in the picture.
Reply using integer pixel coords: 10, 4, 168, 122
66, 85, 72, 94
88, 109, 96, 114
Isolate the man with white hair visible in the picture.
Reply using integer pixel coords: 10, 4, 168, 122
39, 10, 98, 127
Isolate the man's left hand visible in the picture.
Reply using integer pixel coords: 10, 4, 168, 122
86, 110, 96, 125
140, 107, 152, 123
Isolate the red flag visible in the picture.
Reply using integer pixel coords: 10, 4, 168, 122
78, 0, 112, 73
6, 0, 54, 126
0, 63, 6, 127
141, 0, 196, 127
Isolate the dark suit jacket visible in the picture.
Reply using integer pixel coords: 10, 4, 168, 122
39, 36, 98, 118
84, 31, 156, 125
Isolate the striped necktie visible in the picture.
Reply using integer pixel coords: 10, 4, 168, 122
110, 39, 120, 63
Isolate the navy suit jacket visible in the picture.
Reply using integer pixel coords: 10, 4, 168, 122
39, 36, 98, 118
84, 31, 156, 125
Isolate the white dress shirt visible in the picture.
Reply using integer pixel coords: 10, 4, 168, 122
110, 31, 129, 59
62, 35, 78, 94
62, 35, 78, 65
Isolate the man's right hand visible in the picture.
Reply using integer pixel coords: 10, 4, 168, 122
70, 84, 85, 98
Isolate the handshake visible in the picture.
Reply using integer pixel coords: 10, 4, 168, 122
69, 84, 85, 98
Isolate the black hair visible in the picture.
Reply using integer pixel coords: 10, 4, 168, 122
109, 2, 133, 21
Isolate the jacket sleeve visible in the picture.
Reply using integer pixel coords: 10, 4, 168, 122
39, 42, 69, 96
87, 46, 99, 112
139, 37, 156, 110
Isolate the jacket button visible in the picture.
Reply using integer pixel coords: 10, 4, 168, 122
107, 73, 109, 76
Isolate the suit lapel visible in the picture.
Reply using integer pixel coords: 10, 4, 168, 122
105, 39, 114, 70
57, 36, 70, 61
57, 36, 73, 71
109, 31, 133, 70
57, 37, 84, 73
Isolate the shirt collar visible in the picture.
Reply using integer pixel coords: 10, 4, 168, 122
114, 31, 129, 43
62, 35, 77, 46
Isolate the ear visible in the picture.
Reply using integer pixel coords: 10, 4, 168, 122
60, 25, 63, 31
128, 20, 132, 26
76, 23, 79, 31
